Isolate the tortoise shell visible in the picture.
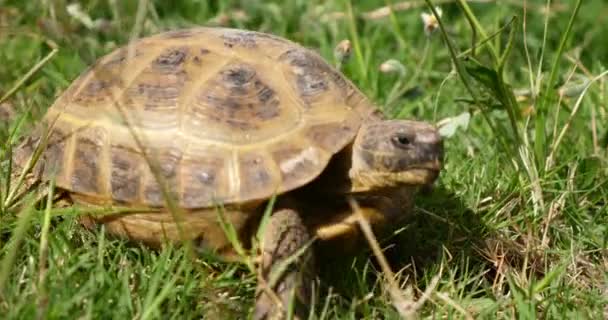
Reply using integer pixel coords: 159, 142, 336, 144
35, 27, 376, 208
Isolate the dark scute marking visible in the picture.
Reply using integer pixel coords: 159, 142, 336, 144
223, 65, 255, 89
249, 31, 291, 44
161, 29, 195, 39
258, 87, 274, 102
71, 136, 103, 194
143, 148, 182, 206
111, 146, 141, 202
72, 47, 146, 104
136, 83, 181, 109
123, 47, 190, 111
328, 68, 348, 90
193, 49, 210, 65
152, 47, 188, 73
272, 147, 316, 186
279, 49, 333, 104
42, 129, 68, 179
126, 66, 187, 111
297, 73, 328, 98
195, 63, 281, 130
221, 31, 257, 48
305, 123, 353, 152
239, 154, 272, 196
182, 158, 224, 207
104, 47, 143, 67
75, 77, 122, 104
84, 79, 111, 94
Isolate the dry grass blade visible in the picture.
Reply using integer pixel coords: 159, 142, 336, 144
323, 0, 495, 21
348, 197, 436, 319
36, 179, 55, 319
0, 47, 58, 105
433, 292, 474, 320
0, 195, 36, 299
545, 70, 608, 170
1, 42, 60, 211
540, 163, 575, 249
323, 0, 559, 22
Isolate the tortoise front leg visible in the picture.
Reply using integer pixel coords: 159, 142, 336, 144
253, 209, 315, 320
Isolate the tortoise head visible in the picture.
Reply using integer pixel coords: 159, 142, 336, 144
349, 119, 443, 192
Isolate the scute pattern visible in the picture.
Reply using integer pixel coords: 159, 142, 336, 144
221, 30, 258, 48
42, 128, 69, 180
182, 157, 227, 207
305, 122, 355, 153
71, 127, 106, 195
272, 145, 324, 190
110, 146, 142, 202
70, 48, 142, 106
279, 48, 349, 106
123, 47, 189, 128
239, 152, 276, 199
191, 63, 281, 131
41, 27, 375, 207
151, 47, 188, 72
142, 148, 183, 207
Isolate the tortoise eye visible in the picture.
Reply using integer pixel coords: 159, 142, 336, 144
391, 133, 412, 148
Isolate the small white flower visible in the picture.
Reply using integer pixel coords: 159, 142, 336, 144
334, 39, 352, 65
421, 7, 443, 36
67, 3, 105, 30
379, 59, 406, 76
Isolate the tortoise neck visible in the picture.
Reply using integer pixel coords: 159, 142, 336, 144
298, 144, 355, 196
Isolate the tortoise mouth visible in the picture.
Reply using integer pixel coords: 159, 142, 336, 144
397, 167, 441, 185
402, 158, 442, 184
409, 158, 442, 172
350, 164, 441, 193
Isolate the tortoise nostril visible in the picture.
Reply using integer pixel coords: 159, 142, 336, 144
415, 130, 442, 145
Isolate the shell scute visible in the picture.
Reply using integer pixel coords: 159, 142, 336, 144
70, 127, 106, 195
41, 128, 69, 181
141, 148, 183, 207
220, 30, 258, 48
181, 156, 228, 207
238, 152, 278, 201
271, 145, 328, 191
186, 61, 284, 139
110, 145, 142, 203
152, 47, 189, 71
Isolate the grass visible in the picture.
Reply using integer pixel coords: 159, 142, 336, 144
1, 0, 607, 318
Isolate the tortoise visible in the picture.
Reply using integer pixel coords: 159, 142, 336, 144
10, 27, 443, 319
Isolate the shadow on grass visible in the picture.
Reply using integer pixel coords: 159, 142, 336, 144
315, 185, 491, 304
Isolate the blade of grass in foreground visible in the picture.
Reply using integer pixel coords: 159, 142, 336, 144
534, 0, 583, 171
0, 195, 36, 298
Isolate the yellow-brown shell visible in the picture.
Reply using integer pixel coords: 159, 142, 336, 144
36, 27, 376, 208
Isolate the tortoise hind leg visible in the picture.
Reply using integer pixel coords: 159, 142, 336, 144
254, 209, 315, 320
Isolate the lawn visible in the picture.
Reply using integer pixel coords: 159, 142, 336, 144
1, 0, 607, 319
